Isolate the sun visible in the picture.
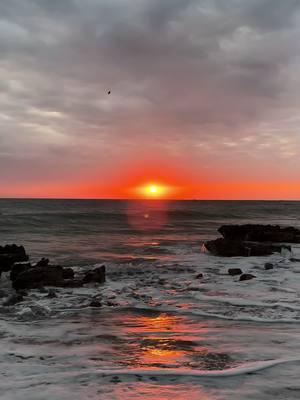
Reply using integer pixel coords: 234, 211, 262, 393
138, 183, 167, 198
149, 185, 158, 194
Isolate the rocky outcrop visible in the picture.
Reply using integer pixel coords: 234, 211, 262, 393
12, 265, 65, 290
0, 244, 106, 291
264, 262, 274, 270
10, 263, 32, 282
82, 265, 106, 284
204, 224, 296, 257
218, 225, 300, 243
10, 264, 106, 290
0, 245, 29, 273
204, 238, 290, 257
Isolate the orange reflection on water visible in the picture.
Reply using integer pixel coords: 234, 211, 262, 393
126, 200, 169, 231
111, 383, 218, 400
122, 313, 210, 368
127, 313, 209, 335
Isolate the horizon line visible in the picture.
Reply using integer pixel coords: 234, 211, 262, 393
0, 197, 300, 202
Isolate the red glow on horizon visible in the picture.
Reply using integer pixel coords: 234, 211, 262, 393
1, 155, 300, 200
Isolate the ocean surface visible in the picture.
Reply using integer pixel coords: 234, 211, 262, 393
0, 199, 300, 400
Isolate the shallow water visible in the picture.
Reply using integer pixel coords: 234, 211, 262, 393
0, 200, 300, 399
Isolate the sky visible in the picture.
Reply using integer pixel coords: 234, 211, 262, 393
1, 0, 300, 199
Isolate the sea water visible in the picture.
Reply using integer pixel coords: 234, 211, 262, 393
0, 199, 299, 399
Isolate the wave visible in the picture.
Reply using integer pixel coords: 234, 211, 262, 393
193, 294, 300, 312
125, 305, 300, 324
95, 357, 300, 378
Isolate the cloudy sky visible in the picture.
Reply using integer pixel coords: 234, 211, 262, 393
1, 0, 300, 198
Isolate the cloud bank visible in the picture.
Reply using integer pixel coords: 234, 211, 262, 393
1, 0, 300, 197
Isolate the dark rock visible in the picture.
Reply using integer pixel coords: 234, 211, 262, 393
12, 265, 64, 290
83, 265, 106, 284
47, 289, 57, 298
16, 290, 28, 297
239, 273, 256, 281
35, 258, 49, 267
61, 279, 83, 288
205, 238, 290, 257
219, 224, 300, 243
0, 289, 9, 298
290, 258, 300, 262
195, 273, 204, 279
89, 299, 102, 307
106, 301, 117, 307
38, 287, 48, 293
3, 294, 24, 306
10, 263, 32, 281
228, 268, 243, 276
264, 263, 274, 270
0, 245, 29, 272
62, 267, 74, 279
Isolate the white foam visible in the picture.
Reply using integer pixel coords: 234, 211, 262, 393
95, 357, 300, 378
194, 294, 300, 311
130, 304, 300, 324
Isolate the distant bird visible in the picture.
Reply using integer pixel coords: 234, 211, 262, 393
108, 90, 111, 95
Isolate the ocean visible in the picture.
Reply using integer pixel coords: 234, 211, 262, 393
0, 199, 300, 399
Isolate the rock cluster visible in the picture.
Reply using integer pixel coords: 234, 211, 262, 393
0, 244, 105, 292
219, 224, 300, 243
0, 245, 28, 276
204, 224, 294, 257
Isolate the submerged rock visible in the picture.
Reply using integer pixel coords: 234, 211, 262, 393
204, 238, 290, 257
219, 224, 300, 243
239, 273, 256, 281
264, 262, 274, 270
89, 299, 102, 307
228, 268, 243, 276
47, 289, 57, 298
290, 257, 300, 262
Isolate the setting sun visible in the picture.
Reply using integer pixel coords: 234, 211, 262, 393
149, 185, 158, 193
141, 183, 167, 198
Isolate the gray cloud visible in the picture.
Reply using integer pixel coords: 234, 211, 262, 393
1, 0, 300, 192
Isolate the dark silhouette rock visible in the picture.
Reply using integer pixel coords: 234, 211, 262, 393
219, 224, 300, 243
61, 279, 83, 288
195, 273, 204, 279
239, 273, 256, 281
10, 263, 32, 281
3, 293, 24, 306
62, 268, 74, 279
205, 238, 290, 257
290, 258, 300, 262
12, 266, 64, 290
35, 258, 49, 267
16, 290, 28, 297
47, 289, 57, 298
83, 265, 106, 284
228, 268, 243, 276
264, 263, 274, 270
0, 245, 29, 272
89, 299, 102, 307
